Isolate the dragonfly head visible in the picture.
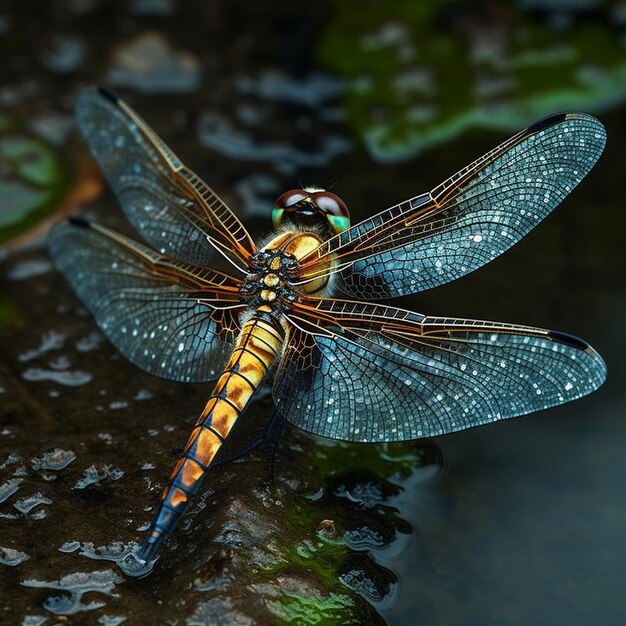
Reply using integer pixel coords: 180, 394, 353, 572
272, 187, 351, 235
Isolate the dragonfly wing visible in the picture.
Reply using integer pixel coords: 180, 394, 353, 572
49, 218, 244, 383
273, 298, 606, 441
298, 113, 606, 299
75, 88, 256, 266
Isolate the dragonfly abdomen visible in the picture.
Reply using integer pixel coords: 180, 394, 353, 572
138, 309, 286, 562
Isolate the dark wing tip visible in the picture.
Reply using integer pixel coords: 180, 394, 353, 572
74, 86, 121, 123
548, 329, 608, 383
527, 111, 605, 139
67, 215, 93, 229
528, 112, 569, 133
528, 111, 606, 145
548, 329, 589, 351
97, 86, 120, 104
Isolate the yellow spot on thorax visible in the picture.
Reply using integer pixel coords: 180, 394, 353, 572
264, 273, 280, 287
269, 256, 281, 271
264, 231, 322, 260
263, 231, 332, 294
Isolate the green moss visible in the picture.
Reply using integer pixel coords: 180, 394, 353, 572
0, 298, 18, 330
260, 439, 430, 624
268, 591, 356, 625
263, 493, 358, 624
282, 497, 349, 585
317, 0, 626, 161
0, 132, 67, 244
292, 539, 347, 586
311, 439, 426, 480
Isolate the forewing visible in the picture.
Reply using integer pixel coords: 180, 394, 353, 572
273, 298, 606, 441
75, 88, 256, 266
48, 218, 244, 383
297, 113, 606, 299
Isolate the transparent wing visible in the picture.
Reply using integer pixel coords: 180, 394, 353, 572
75, 87, 256, 267
296, 113, 606, 299
273, 298, 607, 441
48, 218, 245, 383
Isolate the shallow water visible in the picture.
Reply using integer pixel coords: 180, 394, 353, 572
1, 1, 626, 624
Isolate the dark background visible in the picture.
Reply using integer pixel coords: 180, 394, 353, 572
1, 1, 624, 624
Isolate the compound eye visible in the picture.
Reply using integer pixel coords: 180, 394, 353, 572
275, 189, 307, 209
310, 191, 349, 218
310, 191, 350, 233
271, 207, 284, 229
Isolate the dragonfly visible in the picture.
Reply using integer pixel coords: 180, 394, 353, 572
49, 87, 607, 573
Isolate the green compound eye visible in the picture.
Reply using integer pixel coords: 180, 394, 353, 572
272, 207, 284, 229
327, 214, 351, 234
309, 191, 351, 234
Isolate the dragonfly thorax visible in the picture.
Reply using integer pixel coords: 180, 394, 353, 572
240, 250, 300, 305
259, 230, 333, 296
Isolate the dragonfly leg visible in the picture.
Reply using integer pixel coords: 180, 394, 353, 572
263, 414, 286, 486
211, 408, 280, 470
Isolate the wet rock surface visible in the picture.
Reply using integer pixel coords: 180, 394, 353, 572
0, 243, 439, 624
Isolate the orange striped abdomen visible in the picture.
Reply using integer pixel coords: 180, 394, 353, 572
138, 311, 285, 561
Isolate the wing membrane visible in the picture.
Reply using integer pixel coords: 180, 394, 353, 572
48, 218, 244, 383
297, 113, 606, 299
273, 298, 607, 441
75, 88, 256, 266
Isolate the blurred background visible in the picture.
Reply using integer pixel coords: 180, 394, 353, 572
0, 1, 624, 624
